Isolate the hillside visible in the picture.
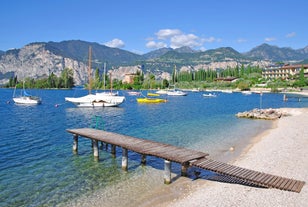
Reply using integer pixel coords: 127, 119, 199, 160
244, 43, 308, 61
0, 40, 307, 85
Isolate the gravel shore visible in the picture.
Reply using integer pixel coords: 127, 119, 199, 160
165, 108, 308, 207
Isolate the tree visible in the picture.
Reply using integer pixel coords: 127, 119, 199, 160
61, 68, 74, 88
293, 66, 307, 87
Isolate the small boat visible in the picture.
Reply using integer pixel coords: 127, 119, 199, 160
202, 93, 217, 98
167, 89, 187, 96
147, 92, 160, 97
156, 89, 168, 95
191, 88, 200, 92
242, 91, 252, 95
136, 98, 167, 103
13, 82, 42, 105
127, 91, 141, 96
166, 85, 187, 96
221, 89, 233, 93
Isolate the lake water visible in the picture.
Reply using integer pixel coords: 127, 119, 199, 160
1, 88, 307, 206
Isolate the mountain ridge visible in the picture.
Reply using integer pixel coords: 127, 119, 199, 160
0, 40, 307, 85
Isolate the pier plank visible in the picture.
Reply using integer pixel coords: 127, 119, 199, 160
67, 128, 305, 193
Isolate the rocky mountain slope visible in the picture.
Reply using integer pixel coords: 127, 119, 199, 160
0, 40, 307, 85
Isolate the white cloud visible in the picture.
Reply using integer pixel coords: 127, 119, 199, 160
265, 37, 276, 42
170, 33, 201, 48
286, 32, 296, 38
146, 40, 167, 49
155, 29, 182, 40
147, 28, 221, 50
104, 38, 125, 48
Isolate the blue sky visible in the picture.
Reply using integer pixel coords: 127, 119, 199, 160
1, 0, 307, 54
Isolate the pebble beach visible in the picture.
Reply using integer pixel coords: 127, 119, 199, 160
162, 107, 308, 207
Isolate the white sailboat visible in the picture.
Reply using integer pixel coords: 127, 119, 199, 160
13, 82, 42, 105
65, 46, 125, 107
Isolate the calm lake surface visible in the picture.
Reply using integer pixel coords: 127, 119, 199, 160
1, 88, 307, 206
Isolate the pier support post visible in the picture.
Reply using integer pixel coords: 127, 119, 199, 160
122, 148, 128, 171
181, 162, 189, 177
100, 141, 104, 149
93, 139, 99, 160
73, 134, 78, 154
111, 145, 116, 158
283, 94, 287, 102
141, 154, 147, 165
164, 160, 171, 184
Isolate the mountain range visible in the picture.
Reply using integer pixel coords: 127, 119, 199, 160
0, 40, 307, 85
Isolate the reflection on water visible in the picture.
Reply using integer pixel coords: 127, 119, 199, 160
65, 107, 126, 130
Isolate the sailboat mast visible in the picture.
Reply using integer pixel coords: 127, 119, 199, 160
103, 62, 106, 90
88, 46, 92, 94
110, 71, 113, 94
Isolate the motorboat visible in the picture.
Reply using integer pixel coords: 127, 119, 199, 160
202, 93, 217, 98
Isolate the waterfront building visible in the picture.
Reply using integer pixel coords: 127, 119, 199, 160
262, 64, 308, 79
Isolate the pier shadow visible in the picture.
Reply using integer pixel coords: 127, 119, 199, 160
189, 167, 266, 189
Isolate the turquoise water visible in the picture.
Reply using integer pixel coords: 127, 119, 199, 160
1, 89, 307, 206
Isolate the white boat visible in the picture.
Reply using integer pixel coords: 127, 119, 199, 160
156, 89, 168, 95
65, 46, 125, 107
202, 93, 217, 98
166, 84, 187, 96
127, 91, 141, 96
242, 91, 252, 95
191, 88, 200, 92
65, 93, 125, 107
221, 89, 233, 93
13, 83, 42, 105
167, 89, 187, 96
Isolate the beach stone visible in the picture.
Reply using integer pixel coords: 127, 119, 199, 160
236, 108, 285, 120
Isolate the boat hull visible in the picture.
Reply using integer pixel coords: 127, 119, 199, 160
65, 93, 125, 107
13, 96, 41, 104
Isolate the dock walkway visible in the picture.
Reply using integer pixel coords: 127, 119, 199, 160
67, 128, 305, 193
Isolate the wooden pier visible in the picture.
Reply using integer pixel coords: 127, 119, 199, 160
67, 128, 305, 192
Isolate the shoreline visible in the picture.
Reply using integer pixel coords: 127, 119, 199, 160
164, 107, 308, 207
64, 108, 307, 207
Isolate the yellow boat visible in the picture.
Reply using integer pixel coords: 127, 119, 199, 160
136, 98, 167, 103
147, 92, 160, 97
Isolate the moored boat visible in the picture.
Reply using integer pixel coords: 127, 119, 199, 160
202, 93, 217, 98
64, 46, 125, 107
167, 90, 187, 96
156, 89, 168, 95
147, 92, 160, 97
136, 98, 167, 103
127, 91, 141, 96
13, 82, 42, 105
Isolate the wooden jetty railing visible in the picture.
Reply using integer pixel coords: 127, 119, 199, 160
66, 128, 305, 193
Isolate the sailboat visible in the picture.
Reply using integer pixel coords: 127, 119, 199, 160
65, 46, 125, 107
13, 81, 42, 104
